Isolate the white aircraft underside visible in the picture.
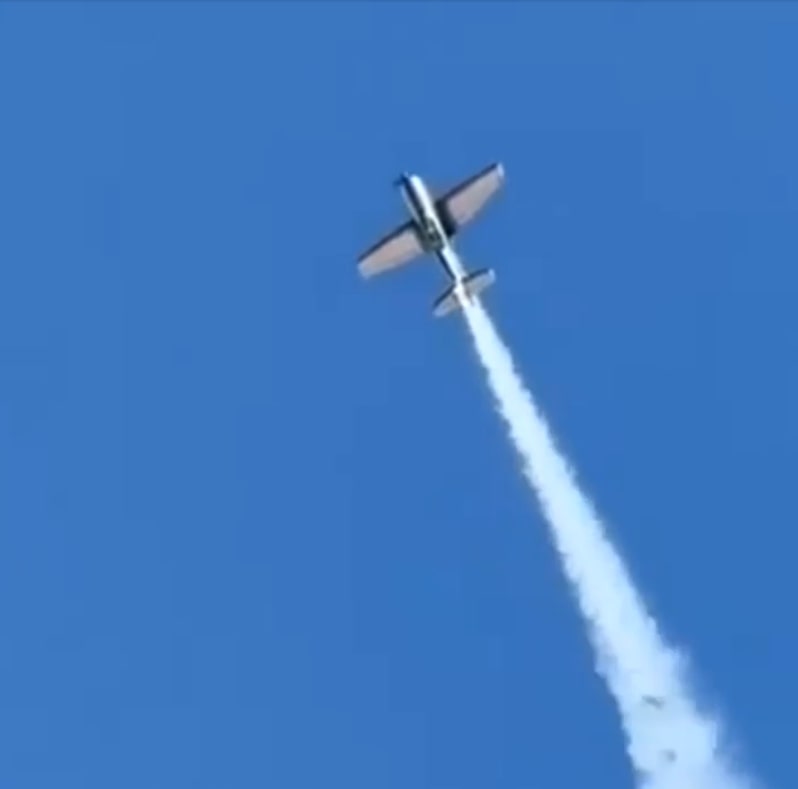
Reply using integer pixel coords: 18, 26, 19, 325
357, 162, 505, 317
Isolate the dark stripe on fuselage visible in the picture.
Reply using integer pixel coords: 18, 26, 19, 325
399, 174, 427, 227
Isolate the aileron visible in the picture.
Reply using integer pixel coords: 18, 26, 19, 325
357, 221, 424, 278
436, 163, 505, 235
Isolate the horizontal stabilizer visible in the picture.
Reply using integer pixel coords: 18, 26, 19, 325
432, 268, 495, 318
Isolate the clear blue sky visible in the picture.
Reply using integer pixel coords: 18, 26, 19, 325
0, 3, 794, 787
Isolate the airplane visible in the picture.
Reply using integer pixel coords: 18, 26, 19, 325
357, 162, 505, 317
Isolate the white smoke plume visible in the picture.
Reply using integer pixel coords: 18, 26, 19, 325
461, 299, 754, 788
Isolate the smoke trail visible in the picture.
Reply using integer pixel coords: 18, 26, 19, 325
461, 299, 752, 788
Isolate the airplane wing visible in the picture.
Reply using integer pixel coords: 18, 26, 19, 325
435, 163, 505, 236
357, 220, 424, 279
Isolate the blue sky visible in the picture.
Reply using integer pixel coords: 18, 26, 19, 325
0, 2, 795, 787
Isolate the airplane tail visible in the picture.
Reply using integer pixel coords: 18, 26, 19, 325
432, 268, 496, 318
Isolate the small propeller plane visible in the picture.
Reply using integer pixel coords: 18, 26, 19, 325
357, 163, 505, 317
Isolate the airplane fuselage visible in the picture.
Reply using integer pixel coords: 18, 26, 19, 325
396, 173, 467, 287
357, 163, 502, 317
